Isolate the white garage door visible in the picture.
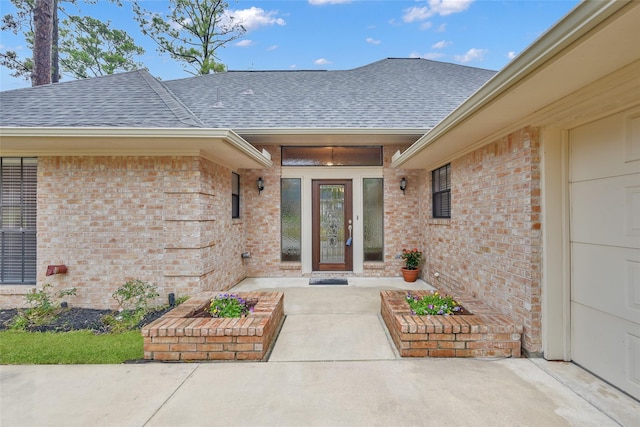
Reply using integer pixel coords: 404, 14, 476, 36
570, 106, 640, 400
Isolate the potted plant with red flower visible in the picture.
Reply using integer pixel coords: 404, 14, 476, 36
400, 248, 422, 282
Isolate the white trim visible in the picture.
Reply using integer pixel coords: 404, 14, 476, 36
0, 127, 273, 168
541, 128, 572, 361
282, 167, 384, 274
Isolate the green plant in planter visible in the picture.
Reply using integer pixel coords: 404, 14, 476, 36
406, 291, 462, 315
401, 248, 423, 270
209, 294, 252, 318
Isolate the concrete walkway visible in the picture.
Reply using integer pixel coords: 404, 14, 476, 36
1, 278, 639, 427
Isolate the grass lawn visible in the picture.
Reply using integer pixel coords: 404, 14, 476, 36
0, 330, 143, 364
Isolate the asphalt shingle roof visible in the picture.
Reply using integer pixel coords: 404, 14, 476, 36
0, 70, 204, 128
165, 58, 496, 129
0, 58, 496, 130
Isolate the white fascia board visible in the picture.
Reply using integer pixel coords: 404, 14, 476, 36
0, 127, 273, 168
0, 127, 229, 138
391, 0, 630, 169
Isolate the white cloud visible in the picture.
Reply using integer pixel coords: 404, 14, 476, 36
431, 0, 474, 16
432, 40, 451, 49
267, 45, 279, 51
403, 0, 474, 22
309, 0, 351, 5
314, 58, 332, 65
403, 7, 431, 23
419, 22, 433, 31
170, 17, 190, 30
507, 51, 517, 59
231, 7, 286, 32
235, 39, 254, 47
0, 44, 25, 52
454, 48, 487, 63
366, 37, 381, 45
410, 51, 445, 60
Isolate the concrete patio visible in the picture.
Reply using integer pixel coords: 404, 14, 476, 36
1, 277, 638, 426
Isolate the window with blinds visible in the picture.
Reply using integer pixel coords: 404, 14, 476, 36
1, 158, 37, 284
432, 163, 451, 219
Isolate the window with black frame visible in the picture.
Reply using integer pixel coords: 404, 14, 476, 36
432, 164, 451, 219
232, 172, 240, 218
1, 157, 37, 284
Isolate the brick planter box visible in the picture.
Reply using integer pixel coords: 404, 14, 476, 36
381, 290, 522, 358
142, 292, 284, 361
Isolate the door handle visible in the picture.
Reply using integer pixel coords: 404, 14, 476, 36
346, 220, 353, 246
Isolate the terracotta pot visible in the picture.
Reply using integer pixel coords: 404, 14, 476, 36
401, 268, 419, 282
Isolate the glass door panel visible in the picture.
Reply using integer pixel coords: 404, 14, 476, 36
312, 180, 352, 271
319, 184, 345, 264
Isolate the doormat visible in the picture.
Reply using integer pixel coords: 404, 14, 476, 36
309, 278, 349, 285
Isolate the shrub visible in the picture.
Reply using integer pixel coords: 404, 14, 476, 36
102, 280, 159, 333
10, 284, 76, 330
174, 295, 190, 306
112, 279, 159, 312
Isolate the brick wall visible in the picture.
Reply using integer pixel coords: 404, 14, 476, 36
18, 156, 247, 309
382, 145, 422, 276
3, 129, 544, 359
419, 127, 542, 354
241, 146, 289, 277
240, 145, 419, 277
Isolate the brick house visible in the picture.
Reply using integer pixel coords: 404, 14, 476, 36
1, 1, 639, 399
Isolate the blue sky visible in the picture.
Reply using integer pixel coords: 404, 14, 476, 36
0, 0, 580, 90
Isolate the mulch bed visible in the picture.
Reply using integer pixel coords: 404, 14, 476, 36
0, 307, 173, 333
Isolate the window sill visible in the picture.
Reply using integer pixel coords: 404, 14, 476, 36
0, 284, 36, 294
364, 262, 385, 270
280, 262, 301, 270
428, 218, 451, 226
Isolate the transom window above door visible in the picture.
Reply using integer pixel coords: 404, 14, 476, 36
282, 146, 382, 166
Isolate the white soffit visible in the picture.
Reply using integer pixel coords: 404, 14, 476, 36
236, 128, 427, 147
0, 127, 273, 169
393, 0, 640, 170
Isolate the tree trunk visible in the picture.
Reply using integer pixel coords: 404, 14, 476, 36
32, 0, 54, 86
51, 0, 59, 83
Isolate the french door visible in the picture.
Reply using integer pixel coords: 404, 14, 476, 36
312, 180, 353, 271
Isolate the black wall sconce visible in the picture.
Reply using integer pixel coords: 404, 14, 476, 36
400, 177, 407, 194
257, 177, 264, 194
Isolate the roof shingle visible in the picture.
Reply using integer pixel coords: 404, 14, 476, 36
0, 58, 496, 130
0, 70, 203, 128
